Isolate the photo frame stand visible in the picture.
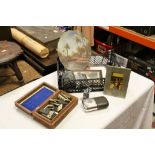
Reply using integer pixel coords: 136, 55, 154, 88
57, 56, 107, 93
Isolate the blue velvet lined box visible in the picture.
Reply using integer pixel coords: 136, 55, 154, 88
21, 87, 53, 111
15, 83, 57, 114
15, 82, 78, 128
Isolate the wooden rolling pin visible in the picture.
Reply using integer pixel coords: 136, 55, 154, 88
11, 28, 49, 58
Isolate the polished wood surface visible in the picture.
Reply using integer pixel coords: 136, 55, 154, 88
16, 26, 63, 44
0, 41, 22, 64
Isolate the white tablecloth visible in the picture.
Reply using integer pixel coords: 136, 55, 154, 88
0, 70, 154, 129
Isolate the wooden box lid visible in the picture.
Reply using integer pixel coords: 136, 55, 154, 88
15, 82, 57, 115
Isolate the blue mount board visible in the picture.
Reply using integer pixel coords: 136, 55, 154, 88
21, 87, 53, 111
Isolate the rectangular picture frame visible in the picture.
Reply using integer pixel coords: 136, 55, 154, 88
104, 66, 131, 98
114, 53, 128, 67
73, 70, 102, 80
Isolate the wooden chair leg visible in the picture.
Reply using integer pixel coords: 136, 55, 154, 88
9, 61, 24, 84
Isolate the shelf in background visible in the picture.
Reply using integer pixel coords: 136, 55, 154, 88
97, 26, 155, 50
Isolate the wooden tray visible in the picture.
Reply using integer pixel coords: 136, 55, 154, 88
15, 82, 78, 128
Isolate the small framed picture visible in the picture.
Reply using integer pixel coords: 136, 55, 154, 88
114, 53, 128, 67
104, 66, 131, 98
73, 70, 102, 80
